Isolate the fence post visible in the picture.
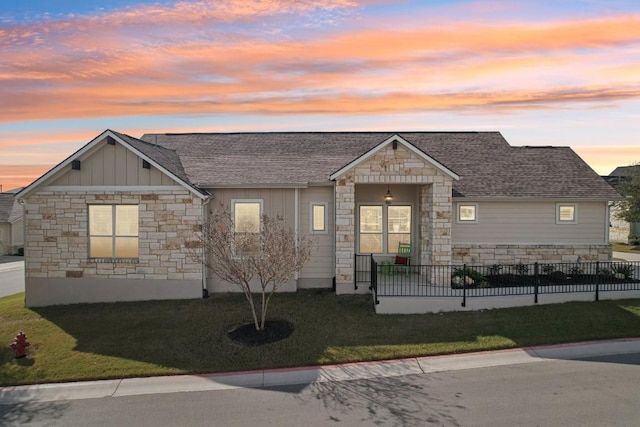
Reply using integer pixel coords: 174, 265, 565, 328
595, 261, 600, 302
354, 254, 358, 291
461, 263, 467, 307
534, 262, 539, 304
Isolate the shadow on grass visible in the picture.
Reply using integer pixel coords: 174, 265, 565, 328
20, 292, 640, 385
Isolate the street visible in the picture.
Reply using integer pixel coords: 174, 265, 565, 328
2, 352, 639, 426
0, 260, 24, 298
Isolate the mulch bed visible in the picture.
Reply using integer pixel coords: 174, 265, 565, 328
228, 320, 294, 346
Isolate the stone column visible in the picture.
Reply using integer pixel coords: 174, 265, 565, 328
335, 172, 356, 294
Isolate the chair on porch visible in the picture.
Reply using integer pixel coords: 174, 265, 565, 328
394, 242, 412, 276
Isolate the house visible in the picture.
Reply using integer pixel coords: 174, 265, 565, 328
604, 165, 640, 243
16, 130, 621, 307
0, 189, 24, 256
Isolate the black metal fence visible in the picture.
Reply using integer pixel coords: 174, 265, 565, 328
355, 256, 640, 305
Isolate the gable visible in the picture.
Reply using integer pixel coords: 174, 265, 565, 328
17, 130, 207, 199
50, 139, 177, 187
329, 135, 459, 181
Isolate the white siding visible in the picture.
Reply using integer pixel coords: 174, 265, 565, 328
452, 201, 608, 244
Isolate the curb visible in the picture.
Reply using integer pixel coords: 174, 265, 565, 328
1, 338, 639, 404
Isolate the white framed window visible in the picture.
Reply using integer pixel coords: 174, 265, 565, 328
556, 203, 577, 224
457, 203, 478, 223
358, 204, 411, 254
310, 202, 328, 234
89, 205, 139, 258
387, 205, 411, 253
232, 199, 263, 256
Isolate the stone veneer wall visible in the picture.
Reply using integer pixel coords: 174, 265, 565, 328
24, 190, 203, 281
335, 142, 453, 293
452, 244, 613, 265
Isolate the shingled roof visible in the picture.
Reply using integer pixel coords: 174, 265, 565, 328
0, 193, 21, 223
139, 131, 620, 200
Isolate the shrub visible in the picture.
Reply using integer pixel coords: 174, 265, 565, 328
514, 262, 529, 275
548, 270, 568, 284
542, 264, 555, 275
569, 265, 584, 275
488, 264, 503, 275
497, 273, 518, 285
612, 264, 635, 280
451, 267, 484, 285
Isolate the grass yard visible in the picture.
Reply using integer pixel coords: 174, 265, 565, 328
2, 291, 640, 387
612, 242, 640, 254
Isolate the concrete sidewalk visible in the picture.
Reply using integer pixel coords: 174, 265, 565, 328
613, 251, 640, 262
2, 338, 639, 404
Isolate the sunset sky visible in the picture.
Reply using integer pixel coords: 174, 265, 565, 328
1, 0, 640, 191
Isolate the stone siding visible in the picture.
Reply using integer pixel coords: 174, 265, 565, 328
335, 141, 453, 293
452, 244, 613, 265
24, 190, 203, 281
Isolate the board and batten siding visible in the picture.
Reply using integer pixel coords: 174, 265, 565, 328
49, 141, 175, 187
205, 187, 297, 292
299, 186, 334, 288
452, 201, 608, 244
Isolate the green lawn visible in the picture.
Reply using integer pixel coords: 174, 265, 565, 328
612, 242, 640, 253
2, 291, 640, 387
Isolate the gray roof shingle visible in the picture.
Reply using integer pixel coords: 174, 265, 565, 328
0, 193, 21, 223
138, 131, 620, 200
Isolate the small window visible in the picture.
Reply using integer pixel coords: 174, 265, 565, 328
457, 204, 477, 223
232, 199, 262, 256
311, 202, 327, 234
89, 205, 139, 258
556, 203, 577, 224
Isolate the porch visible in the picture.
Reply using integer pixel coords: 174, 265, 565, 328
354, 254, 640, 314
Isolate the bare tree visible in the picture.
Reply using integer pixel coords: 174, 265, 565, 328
189, 205, 314, 331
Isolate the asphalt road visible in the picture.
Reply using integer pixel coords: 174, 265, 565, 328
0, 261, 24, 298
3, 352, 639, 427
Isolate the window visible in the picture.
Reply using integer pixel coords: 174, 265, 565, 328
89, 205, 138, 258
387, 206, 411, 253
457, 204, 477, 223
358, 205, 411, 254
556, 203, 577, 224
359, 205, 383, 253
311, 202, 328, 234
232, 199, 262, 256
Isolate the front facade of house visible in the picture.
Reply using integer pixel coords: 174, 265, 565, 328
17, 130, 620, 306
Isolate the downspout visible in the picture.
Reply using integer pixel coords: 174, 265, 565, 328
20, 199, 26, 306
294, 188, 300, 281
201, 194, 213, 298
604, 202, 613, 245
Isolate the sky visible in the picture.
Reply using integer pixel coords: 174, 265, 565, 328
1, 0, 640, 191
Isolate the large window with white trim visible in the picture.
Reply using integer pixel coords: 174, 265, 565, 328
232, 199, 262, 256
89, 205, 138, 258
359, 205, 411, 254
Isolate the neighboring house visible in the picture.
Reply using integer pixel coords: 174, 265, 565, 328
604, 165, 640, 243
0, 189, 24, 256
16, 130, 621, 307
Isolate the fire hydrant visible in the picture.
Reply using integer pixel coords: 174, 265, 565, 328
10, 331, 30, 359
